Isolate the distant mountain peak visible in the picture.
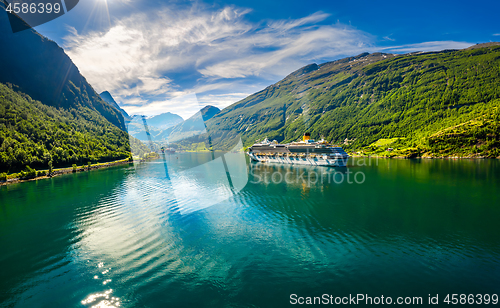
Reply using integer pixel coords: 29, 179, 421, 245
200, 105, 220, 121
99, 91, 118, 107
99, 91, 130, 120
147, 111, 177, 119
201, 105, 218, 111
285, 63, 319, 80
99, 91, 113, 100
145, 112, 184, 129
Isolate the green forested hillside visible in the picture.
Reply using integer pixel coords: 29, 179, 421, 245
0, 13, 145, 175
205, 44, 500, 157
0, 83, 131, 173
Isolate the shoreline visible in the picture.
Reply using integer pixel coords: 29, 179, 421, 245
0, 159, 132, 187
2, 154, 497, 187
349, 154, 499, 159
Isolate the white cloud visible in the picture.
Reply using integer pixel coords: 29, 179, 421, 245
379, 41, 473, 53
198, 25, 371, 79
197, 93, 252, 109
63, 5, 475, 117
64, 6, 256, 94
493, 33, 500, 36
122, 93, 200, 120
63, 5, 374, 116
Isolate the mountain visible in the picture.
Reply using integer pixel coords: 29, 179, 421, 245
125, 112, 183, 142
0, 13, 126, 131
0, 13, 142, 173
205, 44, 500, 157
147, 112, 183, 129
199, 105, 221, 121
0, 83, 131, 173
99, 91, 131, 120
156, 105, 220, 142
128, 106, 220, 143
126, 115, 163, 141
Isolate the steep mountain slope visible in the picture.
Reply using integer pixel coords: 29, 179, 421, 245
99, 91, 131, 120
198, 105, 220, 121
0, 83, 130, 173
206, 44, 500, 157
0, 13, 126, 131
0, 13, 143, 173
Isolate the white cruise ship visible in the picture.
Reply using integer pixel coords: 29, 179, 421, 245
247, 133, 349, 167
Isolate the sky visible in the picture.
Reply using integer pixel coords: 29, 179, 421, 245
33, 0, 500, 119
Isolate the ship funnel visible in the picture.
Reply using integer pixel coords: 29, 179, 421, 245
303, 132, 310, 142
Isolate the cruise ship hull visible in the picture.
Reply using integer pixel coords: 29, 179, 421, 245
247, 153, 348, 167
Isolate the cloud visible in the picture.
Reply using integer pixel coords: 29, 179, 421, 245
63, 4, 474, 117
64, 6, 256, 100
122, 93, 202, 120
63, 5, 374, 115
493, 33, 500, 36
379, 41, 473, 53
198, 25, 372, 79
197, 93, 252, 109
121, 91, 254, 119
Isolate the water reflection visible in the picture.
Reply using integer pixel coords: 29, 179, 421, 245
0, 158, 499, 307
81, 289, 120, 307
248, 162, 357, 188
132, 140, 248, 215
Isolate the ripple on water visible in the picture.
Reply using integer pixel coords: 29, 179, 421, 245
2, 157, 500, 307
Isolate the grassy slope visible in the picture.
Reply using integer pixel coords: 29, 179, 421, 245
206, 45, 500, 157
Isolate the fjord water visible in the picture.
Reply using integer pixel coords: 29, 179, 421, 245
1, 155, 499, 307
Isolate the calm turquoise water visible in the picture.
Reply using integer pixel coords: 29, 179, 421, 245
1, 155, 500, 307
